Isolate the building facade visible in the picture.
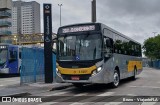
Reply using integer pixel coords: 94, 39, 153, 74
0, 0, 12, 35
0, 0, 12, 43
12, 1, 40, 35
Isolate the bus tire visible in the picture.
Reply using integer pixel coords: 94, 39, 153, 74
131, 68, 137, 80
111, 70, 120, 88
72, 83, 84, 88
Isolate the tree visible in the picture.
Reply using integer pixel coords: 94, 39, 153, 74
143, 34, 160, 59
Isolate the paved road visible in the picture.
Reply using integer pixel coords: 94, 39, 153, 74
0, 76, 20, 90
37, 67, 160, 105
1, 67, 160, 105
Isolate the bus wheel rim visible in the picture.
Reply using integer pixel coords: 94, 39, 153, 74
114, 72, 119, 86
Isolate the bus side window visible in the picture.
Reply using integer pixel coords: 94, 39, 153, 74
9, 50, 17, 62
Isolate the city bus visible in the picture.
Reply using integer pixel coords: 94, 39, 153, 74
54, 23, 142, 88
0, 44, 21, 74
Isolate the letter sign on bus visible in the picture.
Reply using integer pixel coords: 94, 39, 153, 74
43, 4, 53, 83
62, 25, 95, 33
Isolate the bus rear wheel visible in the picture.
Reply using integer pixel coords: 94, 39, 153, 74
72, 83, 84, 88
131, 68, 137, 80
111, 70, 120, 88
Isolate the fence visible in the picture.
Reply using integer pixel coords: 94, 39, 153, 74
143, 58, 160, 69
20, 47, 56, 84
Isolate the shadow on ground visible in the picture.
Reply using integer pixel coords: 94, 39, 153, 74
70, 77, 140, 93
0, 74, 20, 78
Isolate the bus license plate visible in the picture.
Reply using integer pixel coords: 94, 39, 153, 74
71, 76, 79, 80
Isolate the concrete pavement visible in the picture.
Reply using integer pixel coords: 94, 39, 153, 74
0, 76, 72, 97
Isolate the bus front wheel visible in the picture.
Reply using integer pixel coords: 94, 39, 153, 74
111, 70, 120, 88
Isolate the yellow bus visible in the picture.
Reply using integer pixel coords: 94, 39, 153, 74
54, 23, 142, 88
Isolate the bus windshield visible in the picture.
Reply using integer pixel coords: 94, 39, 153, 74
58, 34, 102, 61
0, 49, 7, 66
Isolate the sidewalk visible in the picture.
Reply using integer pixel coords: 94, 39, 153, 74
0, 82, 72, 97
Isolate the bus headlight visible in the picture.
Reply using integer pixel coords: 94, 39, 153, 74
92, 70, 97, 76
97, 67, 102, 72
92, 66, 103, 76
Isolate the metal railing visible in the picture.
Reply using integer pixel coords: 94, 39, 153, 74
0, 21, 11, 27
0, 11, 11, 18
143, 58, 160, 69
0, 33, 56, 45
20, 47, 56, 84
0, 30, 12, 35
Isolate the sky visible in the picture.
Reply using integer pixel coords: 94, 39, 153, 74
13, 0, 160, 44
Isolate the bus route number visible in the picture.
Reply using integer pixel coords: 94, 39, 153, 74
78, 70, 87, 74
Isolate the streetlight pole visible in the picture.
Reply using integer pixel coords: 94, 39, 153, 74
58, 4, 62, 27
91, 0, 96, 23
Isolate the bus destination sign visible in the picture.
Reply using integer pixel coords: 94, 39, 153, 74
62, 25, 95, 33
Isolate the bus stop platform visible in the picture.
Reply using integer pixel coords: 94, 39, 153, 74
0, 83, 72, 97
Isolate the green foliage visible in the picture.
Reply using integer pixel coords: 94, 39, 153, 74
143, 34, 160, 59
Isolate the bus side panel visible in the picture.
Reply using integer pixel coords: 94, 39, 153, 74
113, 54, 142, 79
103, 55, 115, 83
8, 60, 18, 74
127, 56, 143, 75
126, 56, 136, 78
8, 46, 19, 74
111, 54, 128, 80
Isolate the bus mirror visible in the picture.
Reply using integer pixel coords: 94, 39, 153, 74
105, 38, 113, 47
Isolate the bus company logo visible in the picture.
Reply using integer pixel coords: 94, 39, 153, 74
2, 97, 11, 102
45, 5, 50, 9
45, 36, 51, 42
76, 55, 80, 60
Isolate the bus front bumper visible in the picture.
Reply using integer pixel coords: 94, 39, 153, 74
55, 70, 108, 84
